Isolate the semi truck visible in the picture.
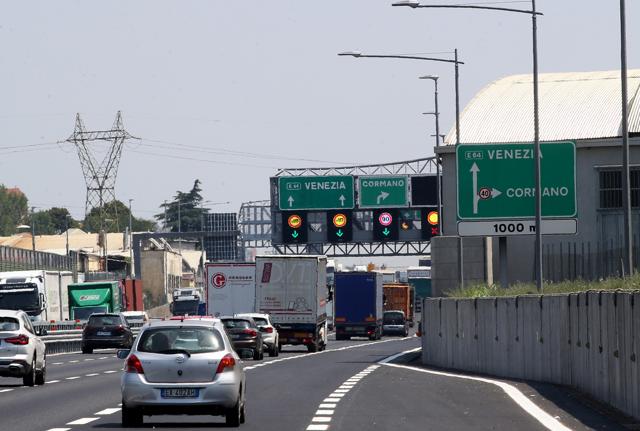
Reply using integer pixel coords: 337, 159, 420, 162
0, 270, 73, 321
383, 283, 415, 327
67, 281, 124, 320
334, 271, 383, 340
255, 255, 327, 353
205, 262, 256, 317
170, 287, 204, 316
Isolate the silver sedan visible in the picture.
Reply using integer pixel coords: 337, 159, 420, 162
118, 318, 246, 427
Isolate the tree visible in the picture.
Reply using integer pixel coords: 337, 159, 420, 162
30, 207, 79, 235
83, 200, 157, 233
0, 185, 28, 235
155, 180, 209, 232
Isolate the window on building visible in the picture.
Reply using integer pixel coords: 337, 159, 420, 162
599, 169, 640, 209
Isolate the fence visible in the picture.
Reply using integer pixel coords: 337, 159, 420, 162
0, 246, 77, 273
422, 291, 640, 420
543, 237, 640, 282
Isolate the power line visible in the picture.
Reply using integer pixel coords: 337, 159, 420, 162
127, 148, 280, 169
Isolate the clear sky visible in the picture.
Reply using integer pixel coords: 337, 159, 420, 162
1, 1, 637, 224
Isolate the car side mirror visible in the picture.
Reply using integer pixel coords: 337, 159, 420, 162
116, 349, 130, 359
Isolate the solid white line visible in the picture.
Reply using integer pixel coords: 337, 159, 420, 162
65, 376, 80, 380
95, 408, 121, 415
312, 417, 331, 423
316, 409, 334, 415
379, 347, 420, 364
0, 389, 14, 393
66, 417, 99, 425
380, 353, 572, 431
306, 425, 329, 431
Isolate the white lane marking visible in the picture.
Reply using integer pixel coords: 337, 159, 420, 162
319, 404, 337, 409
46, 380, 61, 384
95, 408, 121, 415
47, 428, 71, 431
68, 360, 79, 363
65, 376, 81, 380
306, 425, 329, 431
66, 417, 99, 425
83, 358, 95, 362
99, 356, 108, 360
85, 373, 99, 377
103, 370, 118, 374
0, 389, 14, 393
379, 349, 572, 431
312, 417, 332, 423
329, 393, 345, 398
323, 398, 341, 403
316, 410, 334, 415
52, 362, 64, 365
334, 389, 349, 393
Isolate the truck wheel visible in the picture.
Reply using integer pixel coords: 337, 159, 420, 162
307, 343, 318, 353
82, 346, 93, 354
23, 358, 36, 387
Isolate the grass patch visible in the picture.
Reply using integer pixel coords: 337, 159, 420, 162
445, 274, 640, 298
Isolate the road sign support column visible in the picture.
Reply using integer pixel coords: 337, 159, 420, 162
499, 236, 508, 288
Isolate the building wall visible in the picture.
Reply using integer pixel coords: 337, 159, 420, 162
140, 250, 183, 309
439, 137, 640, 284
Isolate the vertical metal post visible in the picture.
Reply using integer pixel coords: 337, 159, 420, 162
532, 0, 543, 292
499, 236, 508, 288
433, 78, 443, 235
454, 48, 464, 288
65, 216, 69, 256
620, 0, 633, 276
129, 199, 134, 278
178, 200, 182, 255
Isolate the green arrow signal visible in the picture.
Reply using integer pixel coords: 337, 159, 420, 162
336, 229, 344, 238
292, 230, 299, 239
382, 228, 390, 236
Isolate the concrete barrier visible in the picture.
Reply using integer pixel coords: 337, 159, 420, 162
422, 291, 640, 420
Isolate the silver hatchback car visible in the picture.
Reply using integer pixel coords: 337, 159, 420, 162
118, 318, 246, 427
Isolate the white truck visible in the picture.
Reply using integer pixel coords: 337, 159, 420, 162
170, 287, 204, 316
255, 255, 327, 353
205, 263, 256, 317
0, 270, 74, 322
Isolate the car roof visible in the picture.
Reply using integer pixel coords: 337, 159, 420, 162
89, 313, 121, 317
0, 309, 26, 318
384, 310, 405, 314
220, 315, 252, 321
143, 318, 223, 329
235, 313, 269, 319
122, 311, 147, 316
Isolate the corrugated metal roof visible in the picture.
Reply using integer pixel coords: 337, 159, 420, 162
444, 69, 640, 145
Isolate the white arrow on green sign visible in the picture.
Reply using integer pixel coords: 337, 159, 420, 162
278, 176, 355, 210
358, 175, 408, 208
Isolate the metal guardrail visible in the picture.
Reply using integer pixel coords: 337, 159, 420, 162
40, 323, 144, 355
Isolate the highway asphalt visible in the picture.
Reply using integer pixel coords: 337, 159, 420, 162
0, 335, 628, 431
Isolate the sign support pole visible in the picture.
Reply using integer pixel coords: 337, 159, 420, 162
532, 0, 543, 292
499, 236, 508, 288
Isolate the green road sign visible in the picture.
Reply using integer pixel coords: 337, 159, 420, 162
358, 175, 408, 208
278, 176, 354, 210
456, 142, 576, 220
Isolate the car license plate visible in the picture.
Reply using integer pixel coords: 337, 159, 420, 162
231, 334, 241, 339
294, 332, 308, 338
345, 327, 359, 332
97, 331, 111, 336
161, 388, 199, 398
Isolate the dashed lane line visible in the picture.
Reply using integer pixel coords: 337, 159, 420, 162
95, 408, 121, 415
379, 348, 572, 431
103, 370, 118, 374
0, 389, 14, 393
85, 373, 99, 377
304, 364, 380, 431
66, 418, 99, 425
46, 428, 71, 431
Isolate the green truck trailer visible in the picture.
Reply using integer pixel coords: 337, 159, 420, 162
407, 266, 431, 313
68, 281, 123, 320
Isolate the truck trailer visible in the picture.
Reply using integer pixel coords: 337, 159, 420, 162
205, 262, 256, 317
0, 270, 73, 321
255, 255, 327, 353
67, 281, 123, 320
383, 283, 415, 327
334, 271, 383, 341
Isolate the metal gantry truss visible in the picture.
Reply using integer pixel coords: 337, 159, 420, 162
273, 241, 431, 257
66, 111, 138, 216
238, 200, 272, 248
274, 156, 438, 177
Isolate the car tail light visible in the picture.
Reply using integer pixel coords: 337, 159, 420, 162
115, 325, 126, 334
5, 335, 29, 345
216, 354, 235, 374
125, 354, 144, 374
242, 329, 257, 337
263, 327, 274, 334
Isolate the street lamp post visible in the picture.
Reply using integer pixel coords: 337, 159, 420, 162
620, 0, 632, 276
129, 199, 134, 278
420, 74, 442, 236
339, 49, 465, 287
393, 0, 545, 292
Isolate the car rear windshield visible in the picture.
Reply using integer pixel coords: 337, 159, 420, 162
221, 319, 251, 329
252, 317, 268, 326
0, 317, 19, 331
384, 312, 405, 324
88, 315, 121, 326
137, 327, 224, 354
